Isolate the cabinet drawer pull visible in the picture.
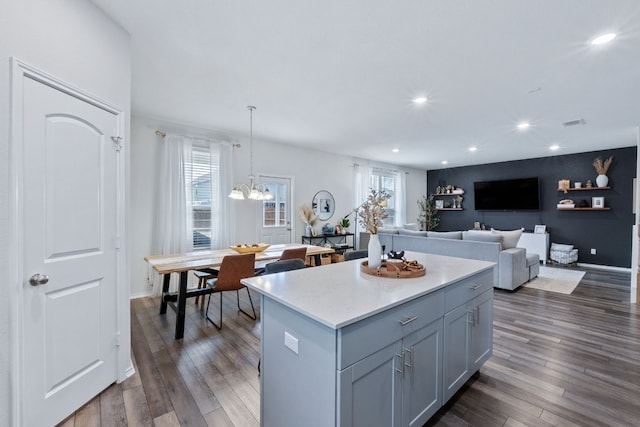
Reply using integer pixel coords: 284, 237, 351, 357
469, 284, 481, 290
399, 316, 418, 326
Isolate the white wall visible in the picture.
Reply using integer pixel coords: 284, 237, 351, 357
130, 115, 427, 297
0, 1, 131, 424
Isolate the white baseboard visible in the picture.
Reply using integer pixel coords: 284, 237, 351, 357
576, 262, 631, 273
129, 290, 154, 299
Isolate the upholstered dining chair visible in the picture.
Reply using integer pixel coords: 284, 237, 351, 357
193, 268, 218, 311
344, 249, 368, 261
264, 258, 307, 274
205, 253, 257, 330
258, 256, 306, 374
255, 246, 308, 275
279, 247, 307, 261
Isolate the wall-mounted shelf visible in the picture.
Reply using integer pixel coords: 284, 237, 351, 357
557, 207, 611, 211
558, 187, 610, 192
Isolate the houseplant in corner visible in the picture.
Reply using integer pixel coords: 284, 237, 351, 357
593, 156, 613, 188
417, 194, 440, 231
357, 189, 389, 268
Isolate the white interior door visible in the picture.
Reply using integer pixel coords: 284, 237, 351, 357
20, 75, 120, 426
259, 176, 292, 244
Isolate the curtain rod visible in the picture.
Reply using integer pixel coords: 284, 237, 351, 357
155, 130, 240, 147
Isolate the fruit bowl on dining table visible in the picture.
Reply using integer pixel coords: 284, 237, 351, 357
229, 243, 271, 254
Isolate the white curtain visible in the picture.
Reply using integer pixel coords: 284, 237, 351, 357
395, 170, 407, 227
151, 133, 193, 295
209, 141, 234, 249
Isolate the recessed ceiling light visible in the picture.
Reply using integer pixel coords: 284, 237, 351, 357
550, 144, 560, 151
469, 146, 477, 152
441, 160, 448, 165
412, 96, 427, 104
517, 122, 530, 130
392, 148, 400, 153
591, 33, 616, 45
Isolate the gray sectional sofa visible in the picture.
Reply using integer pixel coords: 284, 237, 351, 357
376, 228, 539, 290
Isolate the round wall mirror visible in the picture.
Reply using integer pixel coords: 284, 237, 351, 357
312, 190, 335, 221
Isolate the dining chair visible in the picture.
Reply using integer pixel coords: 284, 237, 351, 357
264, 258, 307, 274
258, 257, 306, 374
344, 249, 368, 261
205, 253, 257, 330
255, 246, 308, 275
279, 247, 307, 261
193, 268, 218, 311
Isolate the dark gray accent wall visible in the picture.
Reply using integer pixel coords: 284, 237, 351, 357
426, 146, 636, 268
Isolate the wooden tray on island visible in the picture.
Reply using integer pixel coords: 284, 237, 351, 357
360, 260, 426, 278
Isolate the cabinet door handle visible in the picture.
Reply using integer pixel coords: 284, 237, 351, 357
469, 284, 481, 290
395, 352, 404, 374
404, 346, 414, 371
467, 308, 476, 326
399, 316, 418, 326
476, 306, 480, 324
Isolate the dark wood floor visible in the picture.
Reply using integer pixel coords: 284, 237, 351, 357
58, 267, 638, 427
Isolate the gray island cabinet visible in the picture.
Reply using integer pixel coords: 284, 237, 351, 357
242, 252, 494, 427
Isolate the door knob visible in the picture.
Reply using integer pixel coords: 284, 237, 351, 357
29, 273, 49, 286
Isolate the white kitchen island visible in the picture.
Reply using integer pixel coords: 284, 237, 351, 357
242, 252, 495, 427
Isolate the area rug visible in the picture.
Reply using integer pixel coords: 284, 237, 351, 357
523, 266, 586, 294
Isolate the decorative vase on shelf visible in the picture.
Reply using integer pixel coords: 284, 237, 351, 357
368, 234, 382, 269
596, 174, 609, 188
304, 223, 312, 237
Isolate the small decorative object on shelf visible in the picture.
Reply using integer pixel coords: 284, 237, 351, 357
558, 179, 570, 193
586, 179, 593, 188
592, 196, 605, 208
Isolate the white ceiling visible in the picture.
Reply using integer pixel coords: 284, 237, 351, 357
91, 0, 640, 170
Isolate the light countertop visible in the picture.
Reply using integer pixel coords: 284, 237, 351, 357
242, 252, 494, 329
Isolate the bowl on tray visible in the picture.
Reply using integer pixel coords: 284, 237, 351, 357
229, 243, 271, 254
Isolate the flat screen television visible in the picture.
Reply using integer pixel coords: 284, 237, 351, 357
474, 177, 540, 210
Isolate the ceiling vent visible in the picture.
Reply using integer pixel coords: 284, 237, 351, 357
562, 118, 586, 127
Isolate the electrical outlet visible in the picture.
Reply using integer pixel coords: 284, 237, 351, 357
591, 248, 596, 255
284, 331, 298, 354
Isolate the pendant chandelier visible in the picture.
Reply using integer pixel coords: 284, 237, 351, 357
228, 106, 273, 201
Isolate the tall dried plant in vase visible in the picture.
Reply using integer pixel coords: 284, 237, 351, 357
298, 203, 317, 236
357, 189, 389, 234
592, 156, 613, 188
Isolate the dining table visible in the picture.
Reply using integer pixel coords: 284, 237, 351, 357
145, 243, 335, 339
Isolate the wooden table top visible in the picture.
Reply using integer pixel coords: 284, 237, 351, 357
146, 243, 335, 274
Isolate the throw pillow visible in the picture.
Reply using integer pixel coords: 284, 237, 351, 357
490, 228, 524, 249
427, 231, 463, 240
402, 223, 419, 231
462, 231, 503, 245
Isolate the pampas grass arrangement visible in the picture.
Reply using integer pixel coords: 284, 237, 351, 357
593, 156, 613, 175
297, 203, 317, 225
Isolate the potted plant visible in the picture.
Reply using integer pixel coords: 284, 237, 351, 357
337, 211, 354, 234
417, 194, 440, 231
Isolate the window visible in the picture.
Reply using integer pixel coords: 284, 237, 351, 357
355, 164, 406, 229
370, 168, 398, 226
185, 144, 218, 249
262, 182, 287, 227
